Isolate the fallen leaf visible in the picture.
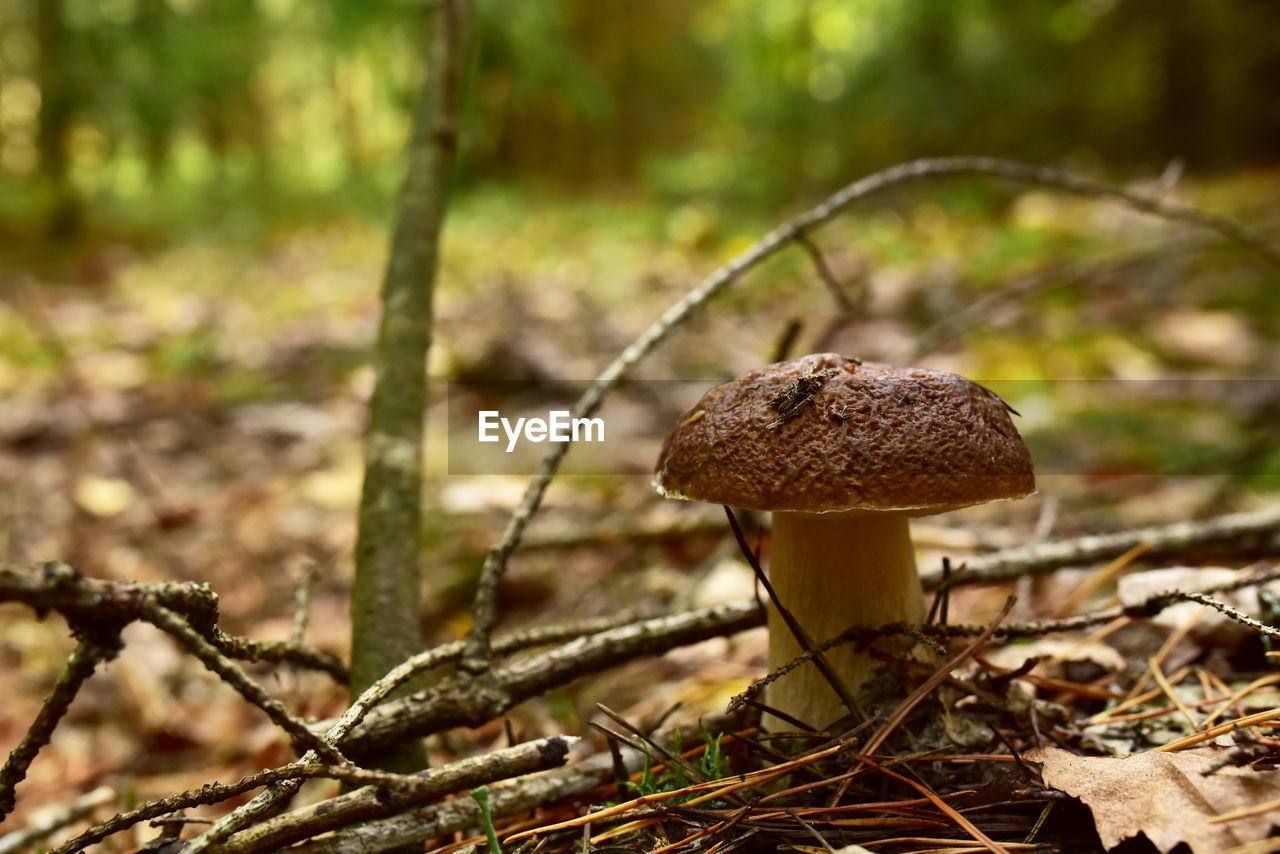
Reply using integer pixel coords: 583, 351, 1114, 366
1026, 745, 1280, 853
72, 475, 136, 517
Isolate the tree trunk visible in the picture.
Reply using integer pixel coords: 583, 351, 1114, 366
36, 0, 79, 236
350, 0, 466, 774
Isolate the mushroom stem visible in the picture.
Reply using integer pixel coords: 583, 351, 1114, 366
766, 510, 924, 730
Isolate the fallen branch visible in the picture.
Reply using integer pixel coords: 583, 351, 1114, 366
923, 506, 1280, 590
0, 562, 346, 681
181, 608, 700, 852
217, 736, 575, 854
730, 566, 1280, 713
293, 750, 625, 853
0, 640, 115, 819
290, 715, 745, 854
138, 601, 347, 765
0, 561, 218, 633
0, 786, 115, 854
340, 600, 763, 758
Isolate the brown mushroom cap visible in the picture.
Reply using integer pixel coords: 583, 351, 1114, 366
654, 353, 1035, 514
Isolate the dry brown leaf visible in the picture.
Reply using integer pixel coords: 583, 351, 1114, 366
1026, 745, 1280, 853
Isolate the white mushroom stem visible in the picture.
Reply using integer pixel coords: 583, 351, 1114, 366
766, 510, 925, 730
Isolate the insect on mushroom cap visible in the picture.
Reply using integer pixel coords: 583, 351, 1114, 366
653, 353, 1035, 515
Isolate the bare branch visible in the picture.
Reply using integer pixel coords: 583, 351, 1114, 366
794, 231, 854, 312
923, 506, 1280, 590
291, 754, 626, 853
139, 601, 347, 765
332, 610, 678, 749
289, 716, 746, 854
217, 737, 575, 854
730, 566, 1280, 712
210, 630, 347, 684
1, 561, 218, 633
1176, 591, 1280, 641
343, 600, 763, 759
0, 562, 347, 681
1, 640, 114, 819
290, 561, 320, 648
0, 786, 115, 854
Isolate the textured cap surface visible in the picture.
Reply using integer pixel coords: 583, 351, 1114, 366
654, 353, 1035, 513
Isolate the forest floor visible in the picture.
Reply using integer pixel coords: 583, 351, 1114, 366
2, 173, 1279, 851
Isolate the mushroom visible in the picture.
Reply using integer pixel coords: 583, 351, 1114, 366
654, 353, 1035, 729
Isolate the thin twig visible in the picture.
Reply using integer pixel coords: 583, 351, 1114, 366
461, 156, 1280, 674
924, 506, 1280, 590
210, 630, 347, 683
0, 562, 347, 681
216, 737, 576, 854
1, 562, 219, 633
48, 743, 570, 854
139, 601, 347, 765
1180, 591, 1280, 642
290, 561, 320, 648
0, 786, 115, 854
794, 232, 854, 312
731, 566, 1280, 713
292, 717, 743, 853
339, 600, 764, 758
0, 639, 115, 818
725, 506, 859, 726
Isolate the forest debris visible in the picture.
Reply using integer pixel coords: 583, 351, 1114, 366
1149, 309, 1260, 366
690, 557, 758, 608
289, 716, 745, 853
1117, 566, 1272, 639
215, 736, 577, 853
71, 475, 136, 517
923, 506, 1280, 590
0, 785, 115, 854
766, 366, 839, 429
982, 636, 1127, 675
1027, 745, 1280, 853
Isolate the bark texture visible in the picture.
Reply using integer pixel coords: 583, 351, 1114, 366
351, 0, 465, 772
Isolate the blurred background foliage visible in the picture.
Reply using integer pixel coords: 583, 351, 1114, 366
2, 0, 1280, 236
